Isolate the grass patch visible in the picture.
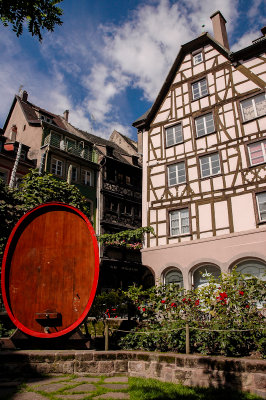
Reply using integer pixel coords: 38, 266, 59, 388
129, 377, 263, 400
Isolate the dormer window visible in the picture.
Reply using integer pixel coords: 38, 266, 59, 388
40, 114, 53, 124
193, 52, 203, 65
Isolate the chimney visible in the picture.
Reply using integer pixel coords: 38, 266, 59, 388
21, 90, 28, 102
137, 130, 143, 155
210, 11, 230, 50
261, 26, 266, 36
63, 110, 69, 122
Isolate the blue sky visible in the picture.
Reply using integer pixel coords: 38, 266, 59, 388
0, 0, 265, 140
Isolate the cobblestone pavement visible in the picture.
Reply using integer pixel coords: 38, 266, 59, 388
0, 375, 130, 400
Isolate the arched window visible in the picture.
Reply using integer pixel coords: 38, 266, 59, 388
193, 264, 221, 289
164, 268, 183, 287
235, 260, 266, 281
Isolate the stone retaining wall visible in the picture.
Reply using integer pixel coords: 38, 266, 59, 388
0, 350, 265, 398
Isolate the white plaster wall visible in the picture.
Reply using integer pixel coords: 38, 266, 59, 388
231, 194, 256, 232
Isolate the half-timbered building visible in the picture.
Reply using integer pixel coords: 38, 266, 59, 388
133, 12, 266, 289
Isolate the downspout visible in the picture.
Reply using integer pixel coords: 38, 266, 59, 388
9, 142, 22, 188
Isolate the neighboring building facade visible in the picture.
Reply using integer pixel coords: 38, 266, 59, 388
3, 92, 99, 226
2, 93, 152, 291
133, 12, 266, 289
0, 128, 36, 185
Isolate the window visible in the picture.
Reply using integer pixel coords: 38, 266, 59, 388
193, 52, 203, 65
236, 260, 266, 281
192, 78, 208, 100
200, 153, 220, 178
240, 93, 266, 122
168, 162, 186, 186
256, 192, 266, 222
195, 113, 215, 137
248, 140, 266, 166
126, 176, 131, 185
164, 268, 183, 287
71, 166, 78, 181
51, 159, 63, 176
66, 138, 75, 151
169, 208, 189, 236
123, 204, 132, 215
81, 169, 93, 186
193, 265, 221, 289
165, 124, 183, 147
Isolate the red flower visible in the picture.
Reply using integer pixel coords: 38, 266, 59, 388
182, 298, 187, 302
195, 299, 200, 306
188, 298, 191, 302
161, 300, 166, 304
142, 307, 146, 312
171, 302, 177, 308
245, 305, 250, 309
138, 306, 140, 310
239, 291, 244, 296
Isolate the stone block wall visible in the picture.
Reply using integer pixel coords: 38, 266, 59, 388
0, 350, 265, 398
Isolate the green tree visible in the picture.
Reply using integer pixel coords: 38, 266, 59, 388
0, 0, 63, 41
0, 169, 90, 260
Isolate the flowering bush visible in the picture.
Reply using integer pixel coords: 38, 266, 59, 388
119, 269, 265, 357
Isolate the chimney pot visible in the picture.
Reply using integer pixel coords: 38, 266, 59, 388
210, 11, 230, 50
21, 90, 28, 102
63, 110, 69, 122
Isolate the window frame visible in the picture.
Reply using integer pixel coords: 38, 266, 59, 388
246, 139, 266, 167
165, 122, 183, 148
193, 52, 203, 66
199, 151, 222, 179
81, 169, 93, 186
167, 160, 186, 187
191, 77, 209, 101
168, 207, 191, 237
51, 158, 63, 177
239, 92, 266, 123
163, 268, 184, 287
194, 111, 216, 138
253, 190, 266, 225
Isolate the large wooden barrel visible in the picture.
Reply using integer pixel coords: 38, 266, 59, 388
1, 202, 99, 338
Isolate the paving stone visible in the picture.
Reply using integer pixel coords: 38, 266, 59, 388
12, 392, 47, 400
101, 384, 129, 390
104, 377, 128, 383
67, 383, 96, 392
56, 395, 87, 400
36, 382, 70, 393
72, 377, 100, 383
27, 376, 69, 386
94, 393, 130, 399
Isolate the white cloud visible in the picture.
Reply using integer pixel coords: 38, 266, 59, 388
0, 0, 263, 141
231, 29, 261, 52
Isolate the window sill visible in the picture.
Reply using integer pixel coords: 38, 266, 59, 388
195, 130, 216, 139
200, 173, 222, 181
165, 141, 184, 149
191, 94, 209, 102
248, 161, 266, 168
168, 233, 191, 239
258, 220, 266, 225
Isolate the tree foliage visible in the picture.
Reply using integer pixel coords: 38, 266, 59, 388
0, 169, 90, 260
0, 0, 63, 41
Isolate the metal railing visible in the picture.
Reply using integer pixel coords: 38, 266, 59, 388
43, 133, 98, 163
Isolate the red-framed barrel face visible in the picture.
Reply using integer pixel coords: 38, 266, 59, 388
1, 202, 99, 338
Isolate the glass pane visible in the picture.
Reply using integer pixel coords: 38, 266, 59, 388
166, 128, 174, 147
236, 260, 266, 281
194, 265, 221, 288
241, 98, 255, 121
249, 142, 264, 165
177, 162, 186, 183
254, 93, 266, 117
195, 116, 205, 137
174, 124, 183, 143
193, 53, 202, 65
192, 82, 200, 100
200, 79, 208, 97
165, 269, 183, 285
168, 165, 177, 186
200, 156, 210, 177
205, 113, 215, 133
